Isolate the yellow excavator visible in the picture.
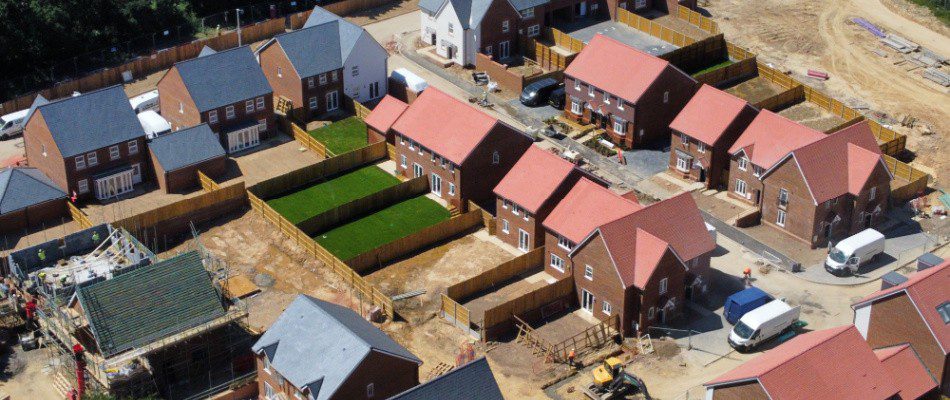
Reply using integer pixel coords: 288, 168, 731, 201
582, 357, 651, 400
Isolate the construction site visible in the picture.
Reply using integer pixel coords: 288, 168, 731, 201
3, 224, 257, 399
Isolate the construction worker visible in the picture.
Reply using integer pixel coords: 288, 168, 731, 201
37, 248, 46, 261
24, 298, 37, 330
568, 348, 576, 368
743, 267, 752, 287
91, 231, 100, 243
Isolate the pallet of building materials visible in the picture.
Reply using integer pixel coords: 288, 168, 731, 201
881, 34, 919, 53
922, 68, 950, 87
851, 17, 885, 38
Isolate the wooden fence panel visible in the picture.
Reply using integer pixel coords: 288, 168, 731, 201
249, 141, 387, 199
440, 294, 475, 337
67, 202, 93, 229
447, 247, 545, 302
676, 5, 720, 35
297, 176, 429, 235
197, 170, 221, 192
482, 277, 575, 336
754, 85, 804, 111
110, 182, 247, 231
695, 56, 757, 85
345, 209, 484, 273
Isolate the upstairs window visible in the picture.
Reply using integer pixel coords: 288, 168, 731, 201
86, 152, 98, 167
352, 66, 359, 77
319, 73, 328, 85
245, 99, 255, 113
492, 150, 500, 165
75, 155, 86, 170
308, 77, 315, 88
938, 302, 950, 324
208, 110, 218, 124
226, 105, 235, 120
869, 186, 877, 201
584, 265, 593, 280
502, 20, 510, 32
109, 146, 120, 161
128, 140, 138, 155
256, 96, 265, 111
738, 156, 748, 171
277, 67, 283, 78
520, 7, 534, 18
659, 277, 668, 295
558, 236, 573, 251
779, 188, 789, 207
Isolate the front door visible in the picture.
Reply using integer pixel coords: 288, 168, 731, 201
518, 229, 529, 252
581, 289, 595, 313
413, 163, 424, 178
499, 41, 511, 59
431, 173, 442, 196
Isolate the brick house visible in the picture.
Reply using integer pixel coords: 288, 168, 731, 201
493, 146, 586, 252
364, 95, 409, 144
705, 325, 936, 400
390, 88, 533, 210
566, 192, 715, 334
668, 84, 757, 189
541, 177, 640, 281
389, 357, 504, 400
257, 6, 388, 120
853, 261, 949, 396
157, 46, 273, 154
0, 167, 68, 234
726, 110, 825, 206
563, 34, 698, 148
147, 124, 227, 194
252, 295, 421, 400
22, 86, 149, 201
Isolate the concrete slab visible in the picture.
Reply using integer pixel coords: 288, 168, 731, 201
563, 20, 678, 56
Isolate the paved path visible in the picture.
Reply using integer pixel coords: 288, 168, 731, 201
702, 210, 798, 270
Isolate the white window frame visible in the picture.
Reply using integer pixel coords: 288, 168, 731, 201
367, 383, 375, 398
613, 119, 625, 135
256, 96, 265, 111
659, 277, 668, 294
676, 155, 690, 172
681, 133, 688, 145
309, 96, 318, 110
776, 209, 787, 227
86, 152, 98, 167
503, 199, 510, 209
527, 24, 540, 37
449, 183, 456, 195
617, 100, 624, 111
558, 236, 573, 251
178, 102, 184, 114
400, 154, 407, 167
735, 179, 747, 195
574, 79, 581, 91
109, 146, 120, 161
258, 119, 267, 131
331, 70, 338, 81
502, 219, 509, 234
326, 91, 340, 111
352, 66, 359, 77
584, 265, 593, 280
308, 76, 315, 88
737, 156, 748, 171
319, 73, 328, 85
602, 301, 612, 315
448, 22, 454, 34
502, 20, 510, 32
779, 188, 789, 207
869, 186, 877, 201
264, 383, 276, 400
603, 92, 610, 104
697, 142, 705, 153
77, 179, 89, 194
208, 110, 218, 124
511, 204, 520, 216
550, 253, 565, 272
128, 140, 138, 155
521, 7, 534, 18
245, 99, 255, 113
277, 67, 283, 78
588, 85, 595, 97
226, 105, 235, 120
753, 165, 762, 177
571, 101, 582, 115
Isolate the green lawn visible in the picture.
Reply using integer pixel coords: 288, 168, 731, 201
314, 196, 451, 260
266, 165, 399, 224
690, 59, 736, 76
308, 116, 369, 155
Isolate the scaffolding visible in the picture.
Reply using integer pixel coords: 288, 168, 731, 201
19, 224, 256, 399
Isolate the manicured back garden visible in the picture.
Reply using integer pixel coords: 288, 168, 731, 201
314, 195, 451, 260
308, 116, 369, 155
266, 165, 399, 224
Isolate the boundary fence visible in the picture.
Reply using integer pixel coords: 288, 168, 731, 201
280, 117, 332, 158
198, 170, 221, 192
447, 247, 544, 302
249, 141, 387, 199
482, 276, 575, 341
297, 176, 429, 235
68, 202, 93, 229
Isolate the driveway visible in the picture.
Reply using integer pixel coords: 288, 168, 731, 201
559, 19, 678, 55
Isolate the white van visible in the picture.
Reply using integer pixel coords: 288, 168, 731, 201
728, 299, 801, 352
137, 110, 172, 139
0, 108, 29, 140
824, 229, 885, 276
129, 90, 160, 113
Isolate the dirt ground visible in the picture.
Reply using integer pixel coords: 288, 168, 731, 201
365, 232, 516, 322
463, 270, 551, 322
705, 0, 950, 183
723, 76, 785, 104
0, 343, 66, 400
776, 101, 846, 132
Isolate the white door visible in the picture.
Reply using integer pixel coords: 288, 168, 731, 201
431, 173, 442, 196
326, 91, 340, 111
581, 289, 595, 313
499, 41, 510, 59
413, 163, 424, 178
518, 229, 529, 251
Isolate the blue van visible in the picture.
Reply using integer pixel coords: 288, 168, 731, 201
723, 287, 773, 324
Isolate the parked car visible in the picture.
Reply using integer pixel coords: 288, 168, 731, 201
548, 86, 566, 109
723, 287, 773, 325
129, 89, 160, 113
520, 78, 560, 106
0, 108, 29, 140
824, 229, 885, 276
729, 299, 801, 352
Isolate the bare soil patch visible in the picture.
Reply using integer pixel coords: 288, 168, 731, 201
723, 76, 785, 104
776, 101, 846, 132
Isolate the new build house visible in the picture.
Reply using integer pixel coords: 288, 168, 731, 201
22, 86, 149, 201
390, 88, 533, 210
157, 46, 273, 154
705, 325, 937, 400
541, 178, 641, 282
253, 295, 421, 400
730, 117, 891, 248
147, 124, 227, 194
493, 146, 586, 252
389, 357, 505, 400
364, 95, 409, 144
566, 192, 715, 334
0, 167, 68, 234
257, 6, 387, 120
853, 261, 949, 396
668, 84, 758, 189
563, 34, 698, 148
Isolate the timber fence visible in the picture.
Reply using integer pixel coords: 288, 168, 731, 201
297, 176, 429, 235
198, 170, 221, 192
249, 140, 387, 199
446, 247, 545, 302
280, 117, 331, 158
481, 276, 575, 341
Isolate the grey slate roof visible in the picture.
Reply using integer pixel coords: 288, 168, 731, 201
418, 0, 443, 13
174, 46, 272, 112
31, 86, 144, 157
388, 358, 504, 400
508, 0, 549, 11
265, 6, 364, 78
0, 167, 66, 214
147, 124, 226, 172
424, 0, 495, 29
252, 295, 421, 400
22, 94, 48, 127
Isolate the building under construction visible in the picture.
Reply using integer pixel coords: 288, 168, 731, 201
6, 224, 257, 399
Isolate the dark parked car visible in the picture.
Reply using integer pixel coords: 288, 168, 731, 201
548, 86, 566, 109
520, 78, 560, 106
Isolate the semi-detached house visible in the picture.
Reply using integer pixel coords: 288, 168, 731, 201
668, 84, 758, 189
492, 146, 587, 252
22, 86, 148, 201
257, 6, 387, 120
564, 34, 698, 149
157, 46, 273, 154
390, 88, 532, 210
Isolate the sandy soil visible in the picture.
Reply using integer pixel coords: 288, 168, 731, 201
776, 101, 846, 132
706, 0, 950, 183
723, 76, 785, 104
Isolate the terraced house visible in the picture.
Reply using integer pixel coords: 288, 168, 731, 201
668, 84, 757, 189
390, 88, 532, 210
257, 6, 387, 120
22, 86, 149, 201
492, 146, 587, 252
157, 46, 273, 154
563, 34, 697, 148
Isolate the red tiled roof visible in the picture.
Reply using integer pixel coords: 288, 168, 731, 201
669, 85, 753, 146
542, 178, 641, 244
493, 146, 577, 214
789, 121, 884, 203
706, 326, 901, 400
595, 193, 715, 289
854, 260, 949, 351
564, 34, 671, 102
728, 110, 825, 169
874, 344, 939, 399
391, 88, 499, 164
364, 95, 408, 134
